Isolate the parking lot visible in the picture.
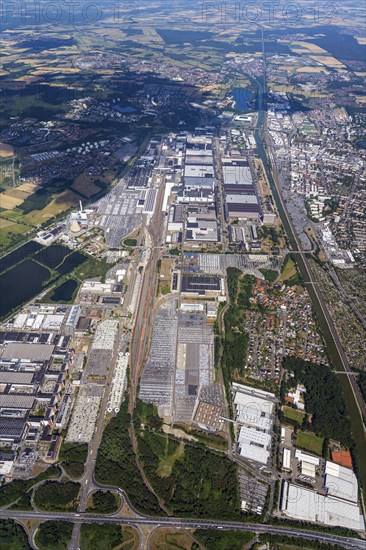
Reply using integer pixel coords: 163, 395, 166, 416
66, 384, 103, 443
95, 180, 143, 247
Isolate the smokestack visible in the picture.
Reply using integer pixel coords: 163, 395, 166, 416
79, 200, 83, 213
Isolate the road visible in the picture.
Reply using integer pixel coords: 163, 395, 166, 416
69, 318, 129, 549
2, 508, 365, 550
264, 129, 366, 425
255, 27, 366, 502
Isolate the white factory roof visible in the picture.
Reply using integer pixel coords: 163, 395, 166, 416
234, 391, 275, 417
301, 461, 316, 478
223, 165, 253, 185
81, 281, 113, 294
13, 314, 28, 329
184, 165, 215, 178
325, 461, 359, 503
185, 148, 212, 157
232, 382, 276, 401
282, 448, 291, 470
42, 314, 65, 330
225, 194, 259, 206
236, 404, 272, 430
180, 303, 205, 312
295, 450, 320, 466
281, 481, 364, 531
238, 426, 271, 464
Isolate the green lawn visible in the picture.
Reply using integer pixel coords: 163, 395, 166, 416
283, 406, 305, 424
296, 431, 324, 456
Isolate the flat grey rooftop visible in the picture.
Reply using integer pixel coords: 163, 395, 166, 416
2, 343, 54, 362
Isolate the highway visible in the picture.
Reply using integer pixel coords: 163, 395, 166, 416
1, 508, 365, 550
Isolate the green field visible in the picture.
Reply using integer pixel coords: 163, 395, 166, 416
279, 256, 298, 283
296, 431, 324, 456
283, 406, 305, 424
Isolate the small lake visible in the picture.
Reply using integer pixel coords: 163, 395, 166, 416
231, 88, 254, 113
1, 241, 44, 274
56, 252, 86, 276
0, 260, 50, 318
50, 279, 78, 302
33, 244, 71, 270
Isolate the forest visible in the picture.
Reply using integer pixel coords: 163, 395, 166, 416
282, 357, 353, 447
136, 413, 241, 519
0, 465, 60, 508
34, 481, 80, 512
0, 519, 30, 550
35, 521, 73, 550
58, 442, 88, 479
94, 398, 163, 516
86, 490, 120, 514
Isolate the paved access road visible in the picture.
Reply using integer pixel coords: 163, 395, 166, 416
1, 509, 364, 550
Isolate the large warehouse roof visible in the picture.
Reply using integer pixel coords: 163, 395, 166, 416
184, 165, 215, 178
0, 394, 35, 409
0, 372, 34, 385
281, 481, 364, 531
0, 418, 26, 441
238, 426, 272, 464
325, 461, 359, 503
223, 165, 253, 186
226, 194, 259, 206
2, 343, 54, 361
181, 275, 221, 294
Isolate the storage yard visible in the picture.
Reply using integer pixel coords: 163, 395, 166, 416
66, 384, 103, 443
